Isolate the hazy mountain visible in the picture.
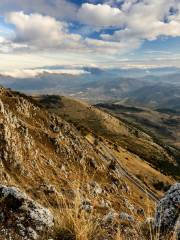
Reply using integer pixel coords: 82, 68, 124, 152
122, 83, 180, 110
0, 66, 180, 108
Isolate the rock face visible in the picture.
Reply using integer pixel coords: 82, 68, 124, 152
154, 183, 180, 239
0, 185, 54, 240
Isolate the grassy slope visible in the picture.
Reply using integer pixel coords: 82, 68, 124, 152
1, 88, 168, 240
34, 95, 177, 188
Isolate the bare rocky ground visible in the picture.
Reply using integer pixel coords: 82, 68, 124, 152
0, 87, 179, 240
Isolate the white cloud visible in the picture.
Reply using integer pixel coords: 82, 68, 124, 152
78, 3, 124, 27
1, 0, 180, 66
5, 11, 81, 50
0, 68, 89, 78
3, 11, 132, 55
78, 1, 180, 44
120, 0, 180, 41
84, 37, 140, 54
121, 0, 138, 12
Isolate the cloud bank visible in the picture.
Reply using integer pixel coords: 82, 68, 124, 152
0, 68, 89, 78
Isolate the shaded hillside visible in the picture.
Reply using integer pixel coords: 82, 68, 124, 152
96, 103, 180, 150
122, 84, 180, 110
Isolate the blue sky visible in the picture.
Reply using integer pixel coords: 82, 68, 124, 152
1, 0, 180, 72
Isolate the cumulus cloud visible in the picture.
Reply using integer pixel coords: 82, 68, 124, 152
79, 0, 180, 45
78, 3, 124, 27
5, 11, 81, 50
3, 11, 129, 55
120, 0, 180, 40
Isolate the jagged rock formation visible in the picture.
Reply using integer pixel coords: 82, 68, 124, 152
0, 185, 54, 240
154, 183, 180, 239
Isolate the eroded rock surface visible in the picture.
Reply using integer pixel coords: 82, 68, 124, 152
0, 185, 54, 240
154, 183, 180, 239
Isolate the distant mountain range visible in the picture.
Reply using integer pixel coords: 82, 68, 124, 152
0, 66, 180, 110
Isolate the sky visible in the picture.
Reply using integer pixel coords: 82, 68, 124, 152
1, 0, 180, 72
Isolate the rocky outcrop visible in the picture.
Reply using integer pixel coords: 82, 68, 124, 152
154, 183, 180, 239
0, 185, 54, 240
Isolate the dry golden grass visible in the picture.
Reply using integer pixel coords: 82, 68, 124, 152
35, 95, 179, 179
0, 89, 178, 240
110, 145, 174, 195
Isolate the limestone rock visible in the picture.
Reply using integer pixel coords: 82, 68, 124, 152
119, 212, 134, 222
0, 185, 54, 240
154, 183, 180, 239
